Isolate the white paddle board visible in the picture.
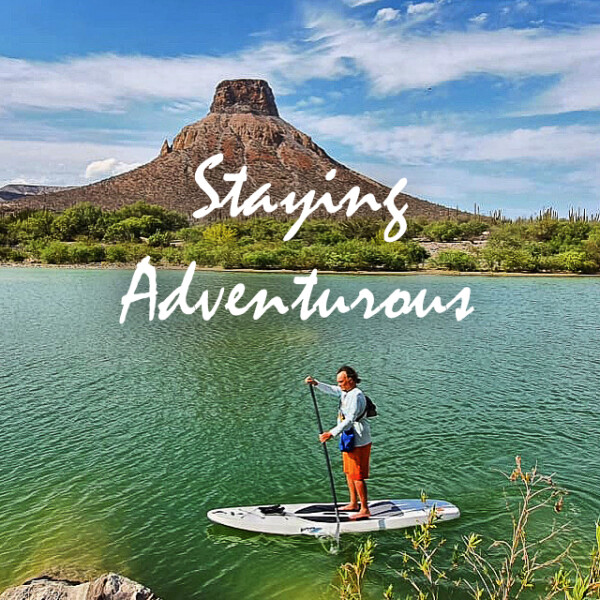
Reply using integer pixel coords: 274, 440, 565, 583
207, 499, 460, 536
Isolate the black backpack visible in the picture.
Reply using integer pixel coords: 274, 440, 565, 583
360, 394, 378, 419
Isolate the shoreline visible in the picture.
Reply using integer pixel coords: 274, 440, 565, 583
1, 261, 599, 277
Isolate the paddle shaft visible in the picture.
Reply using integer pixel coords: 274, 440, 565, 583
309, 384, 341, 530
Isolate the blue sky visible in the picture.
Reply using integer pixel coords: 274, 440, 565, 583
1, 0, 599, 217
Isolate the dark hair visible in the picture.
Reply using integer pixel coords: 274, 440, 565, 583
337, 365, 361, 384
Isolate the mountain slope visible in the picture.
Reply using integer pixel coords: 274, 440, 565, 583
5, 80, 462, 221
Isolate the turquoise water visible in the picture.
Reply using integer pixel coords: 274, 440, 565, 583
1, 268, 599, 599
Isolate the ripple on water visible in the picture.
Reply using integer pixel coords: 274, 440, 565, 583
1, 270, 599, 597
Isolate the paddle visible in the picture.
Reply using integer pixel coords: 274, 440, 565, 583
309, 383, 341, 546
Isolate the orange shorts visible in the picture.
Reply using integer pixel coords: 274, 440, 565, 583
342, 443, 372, 481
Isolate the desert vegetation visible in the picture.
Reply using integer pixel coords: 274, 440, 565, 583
336, 458, 600, 600
1, 202, 599, 273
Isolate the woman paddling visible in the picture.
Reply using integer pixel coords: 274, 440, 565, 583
305, 366, 372, 520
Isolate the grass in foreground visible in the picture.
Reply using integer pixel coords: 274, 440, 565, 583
338, 457, 600, 599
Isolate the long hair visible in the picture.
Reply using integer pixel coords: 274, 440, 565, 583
337, 365, 361, 384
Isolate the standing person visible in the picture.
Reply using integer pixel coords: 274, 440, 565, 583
305, 366, 372, 520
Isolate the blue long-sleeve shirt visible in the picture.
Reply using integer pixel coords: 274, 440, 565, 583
316, 382, 372, 447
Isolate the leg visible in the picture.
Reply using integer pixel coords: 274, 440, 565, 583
349, 480, 370, 520
340, 474, 359, 511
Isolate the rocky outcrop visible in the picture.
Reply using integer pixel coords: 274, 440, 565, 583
210, 79, 279, 116
0, 573, 160, 600
4, 79, 466, 221
159, 139, 172, 157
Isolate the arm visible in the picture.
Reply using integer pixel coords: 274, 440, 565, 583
316, 381, 342, 397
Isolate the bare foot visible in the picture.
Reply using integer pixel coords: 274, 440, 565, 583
349, 509, 371, 521
339, 503, 359, 511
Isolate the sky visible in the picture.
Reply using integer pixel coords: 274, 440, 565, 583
1, 0, 599, 218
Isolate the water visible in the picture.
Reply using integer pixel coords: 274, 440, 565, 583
1, 268, 599, 599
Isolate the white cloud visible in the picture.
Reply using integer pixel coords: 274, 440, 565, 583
341, 0, 380, 6
350, 161, 536, 195
564, 167, 599, 189
163, 100, 208, 114
374, 8, 400, 23
406, 2, 437, 16
306, 15, 600, 113
345, 161, 599, 218
469, 13, 488, 24
1, 15, 600, 116
530, 61, 600, 114
0, 42, 350, 112
294, 95, 326, 108
287, 109, 600, 164
84, 158, 141, 180
0, 139, 155, 187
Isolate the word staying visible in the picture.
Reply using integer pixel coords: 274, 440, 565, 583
120, 258, 474, 324
193, 153, 409, 242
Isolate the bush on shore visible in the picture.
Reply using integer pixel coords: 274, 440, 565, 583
431, 249, 479, 272
1, 203, 599, 272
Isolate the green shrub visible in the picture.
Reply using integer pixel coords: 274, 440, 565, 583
40, 241, 71, 264
104, 215, 164, 241
184, 243, 218, 266
377, 248, 407, 271
274, 245, 302, 269
338, 218, 382, 241
147, 231, 173, 247
457, 220, 488, 240
0, 246, 27, 262
538, 250, 592, 273
9, 249, 27, 262
432, 250, 479, 271
236, 218, 288, 242
241, 250, 280, 269
296, 245, 330, 270
423, 220, 462, 242
0, 246, 13, 261
213, 246, 242, 268
68, 243, 106, 263
177, 226, 205, 243
105, 245, 129, 263
404, 241, 429, 265
583, 229, 600, 270
160, 247, 184, 265
482, 245, 538, 272
202, 223, 237, 245
110, 201, 187, 231
527, 217, 560, 241
52, 203, 104, 240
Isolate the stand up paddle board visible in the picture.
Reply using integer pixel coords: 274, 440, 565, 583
207, 499, 460, 536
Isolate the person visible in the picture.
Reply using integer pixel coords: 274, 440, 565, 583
305, 366, 372, 520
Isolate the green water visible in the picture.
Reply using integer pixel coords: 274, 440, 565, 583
1, 268, 599, 599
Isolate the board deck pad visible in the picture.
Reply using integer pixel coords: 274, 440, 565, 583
207, 499, 460, 536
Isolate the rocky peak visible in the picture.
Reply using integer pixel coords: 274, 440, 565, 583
160, 139, 172, 157
209, 79, 279, 117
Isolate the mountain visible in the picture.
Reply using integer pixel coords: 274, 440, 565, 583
0, 184, 72, 202
3, 80, 462, 221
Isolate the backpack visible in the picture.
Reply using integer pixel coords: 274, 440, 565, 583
360, 394, 378, 419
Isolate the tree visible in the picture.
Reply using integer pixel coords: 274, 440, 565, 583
202, 223, 237, 245
433, 250, 479, 272
52, 203, 104, 240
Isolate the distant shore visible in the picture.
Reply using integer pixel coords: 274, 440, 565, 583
2, 261, 598, 277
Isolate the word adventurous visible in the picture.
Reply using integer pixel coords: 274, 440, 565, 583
120, 259, 474, 324
119, 158, 475, 324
